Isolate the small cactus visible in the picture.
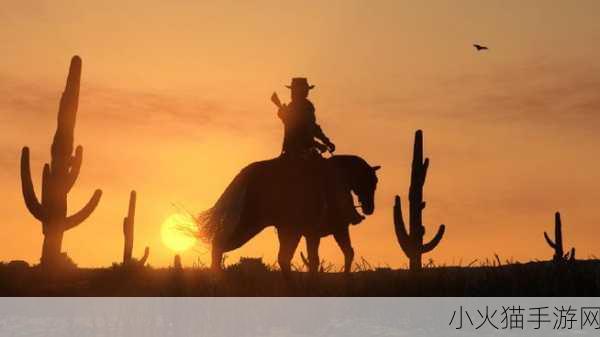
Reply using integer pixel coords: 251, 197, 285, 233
20, 56, 102, 268
544, 212, 575, 263
173, 254, 182, 270
122, 190, 149, 266
394, 130, 445, 271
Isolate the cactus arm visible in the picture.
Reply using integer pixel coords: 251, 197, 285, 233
20, 147, 46, 221
138, 247, 150, 266
544, 232, 556, 248
393, 196, 412, 253
64, 189, 102, 231
422, 224, 445, 253
568, 248, 576, 262
564, 247, 575, 261
65, 145, 83, 192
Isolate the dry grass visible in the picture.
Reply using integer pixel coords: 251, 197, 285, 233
1, 257, 599, 296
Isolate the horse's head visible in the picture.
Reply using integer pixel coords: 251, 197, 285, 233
353, 163, 380, 215
332, 155, 380, 216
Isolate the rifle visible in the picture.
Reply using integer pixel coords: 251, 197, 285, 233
271, 92, 283, 109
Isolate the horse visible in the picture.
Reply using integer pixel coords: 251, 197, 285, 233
196, 154, 380, 275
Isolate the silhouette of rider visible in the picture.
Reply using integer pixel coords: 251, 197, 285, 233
275, 78, 334, 157
274, 77, 364, 225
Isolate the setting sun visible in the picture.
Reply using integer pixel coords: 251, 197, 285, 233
161, 213, 198, 252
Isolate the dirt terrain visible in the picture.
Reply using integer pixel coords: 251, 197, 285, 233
0, 259, 597, 296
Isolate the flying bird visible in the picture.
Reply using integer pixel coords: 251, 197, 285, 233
473, 44, 489, 51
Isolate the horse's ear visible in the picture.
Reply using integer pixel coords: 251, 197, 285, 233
372, 165, 381, 171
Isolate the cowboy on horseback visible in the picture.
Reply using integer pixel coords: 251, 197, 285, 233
272, 77, 334, 157
272, 77, 364, 225
197, 77, 379, 274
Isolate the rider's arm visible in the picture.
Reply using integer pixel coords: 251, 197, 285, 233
313, 124, 330, 144
277, 104, 288, 120
308, 103, 333, 146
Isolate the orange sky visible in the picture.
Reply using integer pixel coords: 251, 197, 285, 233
2, 1, 600, 268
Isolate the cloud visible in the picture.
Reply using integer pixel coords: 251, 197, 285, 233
80, 86, 217, 129
441, 61, 600, 126
357, 60, 600, 131
0, 75, 265, 178
0, 75, 263, 139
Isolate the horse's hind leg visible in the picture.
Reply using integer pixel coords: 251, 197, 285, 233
277, 227, 301, 279
334, 227, 354, 274
306, 235, 321, 274
211, 217, 266, 271
211, 241, 225, 271
211, 230, 232, 271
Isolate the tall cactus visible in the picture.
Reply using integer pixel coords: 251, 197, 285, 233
122, 190, 149, 266
394, 130, 445, 270
544, 212, 575, 262
20, 56, 102, 267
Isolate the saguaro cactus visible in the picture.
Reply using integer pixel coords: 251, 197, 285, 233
394, 130, 445, 271
544, 212, 575, 262
20, 56, 102, 267
122, 190, 149, 266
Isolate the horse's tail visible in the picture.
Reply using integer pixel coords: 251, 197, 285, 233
196, 167, 251, 244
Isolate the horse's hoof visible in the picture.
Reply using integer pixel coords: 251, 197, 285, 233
209, 267, 224, 279
280, 270, 293, 282
307, 271, 320, 282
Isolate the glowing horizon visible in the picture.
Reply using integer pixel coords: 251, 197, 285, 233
2, 1, 600, 268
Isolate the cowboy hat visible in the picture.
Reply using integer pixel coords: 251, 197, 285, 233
286, 77, 315, 90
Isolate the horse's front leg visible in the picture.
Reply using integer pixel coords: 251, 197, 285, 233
333, 226, 354, 274
306, 234, 321, 274
277, 226, 301, 279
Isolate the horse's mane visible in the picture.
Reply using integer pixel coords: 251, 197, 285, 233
328, 154, 370, 184
329, 154, 369, 167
